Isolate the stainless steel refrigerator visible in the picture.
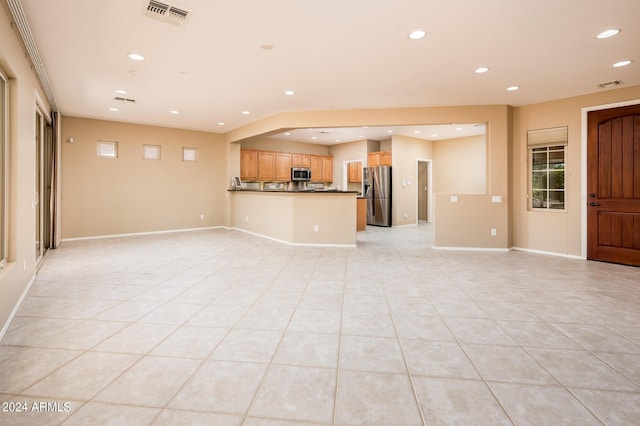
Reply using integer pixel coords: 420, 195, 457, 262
364, 166, 392, 227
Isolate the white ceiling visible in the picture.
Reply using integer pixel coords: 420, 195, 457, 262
17, 0, 640, 143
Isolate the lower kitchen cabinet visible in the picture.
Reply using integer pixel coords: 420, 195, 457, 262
357, 197, 367, 231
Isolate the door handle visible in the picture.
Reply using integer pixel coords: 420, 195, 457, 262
590, 202, 600, 206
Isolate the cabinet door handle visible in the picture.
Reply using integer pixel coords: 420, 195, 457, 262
590, 202, 600, 206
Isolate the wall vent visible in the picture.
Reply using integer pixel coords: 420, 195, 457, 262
114, 97, 136, 104
597, 80, 624, 89
144, 0, 191, 26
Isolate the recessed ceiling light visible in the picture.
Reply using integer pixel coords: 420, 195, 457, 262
475, 67, 489, 74
242, 111, 250, 115
431, 134, 438, 137
284, 132, 291, 136
115, 89, 127, 94
170, 110, 179, 114
128, 53, 145, 61
109, 107, 119, 112
387, 130, 393, 133
613, 60, 632, 67
506, 86, 520, 91
359, 135, 364, 138
597, 29, 620, 39
408, 30, 426, 40
217, 122, 225, 126
335, 139, 341, 143
311, 136, 317, 140
414, 130, 421, 134
456, 127, 463, 131
284, 90, 295, 96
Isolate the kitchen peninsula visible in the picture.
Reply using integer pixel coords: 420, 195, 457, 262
229, 190, 358, 246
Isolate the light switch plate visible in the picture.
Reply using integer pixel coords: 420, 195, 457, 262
491, 195, 503, 203
450, 195, 458, 203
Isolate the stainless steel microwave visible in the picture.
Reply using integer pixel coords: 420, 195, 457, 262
291, 167, 311, 181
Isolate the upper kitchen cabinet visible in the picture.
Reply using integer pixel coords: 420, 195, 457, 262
348, 161, 362, 183
275, 152, 292, 181
257, 151, 276, 181
241, 149, 258, 181
323, 155, 333, 182
368, 150, 392, 167
291, 153, 311, 168
311, 155, 334, 183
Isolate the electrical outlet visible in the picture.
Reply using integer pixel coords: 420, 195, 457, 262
314, 225, 319, 232
245, 216, 249, 222
404, 212, 408, 220
200, 214, 205, 220
491, 228, 497, 236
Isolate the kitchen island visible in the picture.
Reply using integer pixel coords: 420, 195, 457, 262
229, 190, 358, 246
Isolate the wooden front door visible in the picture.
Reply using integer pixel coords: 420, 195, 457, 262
587, 104, 640, 266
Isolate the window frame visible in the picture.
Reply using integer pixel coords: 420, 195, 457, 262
529, 144, 566, 211
526, 126, 568, 213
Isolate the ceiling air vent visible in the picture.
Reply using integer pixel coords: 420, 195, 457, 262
597, 80, 624, 89
144, 0, 191, 26
114, 97, 136, 104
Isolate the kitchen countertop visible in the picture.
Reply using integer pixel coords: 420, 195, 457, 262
228, 189, 359, 194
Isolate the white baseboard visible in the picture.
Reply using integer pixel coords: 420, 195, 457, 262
231, 227, 357, 248
511, 246, 585, 260
0, 273, 36, 342
61, 226, 224, 242
392, 223, 418, 228
432, 245, 510, 252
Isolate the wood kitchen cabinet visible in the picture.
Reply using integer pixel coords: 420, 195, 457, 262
257, 151, 276, 181
291, 153, 311, 168
240, 149, 258, 181
310, 155, 323, 182
368, 150, 392, 167
322, 155, 333, 182
357, 197, 367, 231
310, 155, 334, 183
241, 149, 332, 182
348, 162, 362, 183
275, 152, 292, 181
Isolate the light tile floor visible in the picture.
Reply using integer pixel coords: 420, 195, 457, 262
1, 224, 640, 425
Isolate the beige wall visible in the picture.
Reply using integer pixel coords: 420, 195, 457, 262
0, 5, 53, 335
61, 117, 227, 238
390, 135, 433, 226
512, 85, 640, 256
433, 134, 486, 194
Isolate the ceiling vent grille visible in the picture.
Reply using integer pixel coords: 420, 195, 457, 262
144, 0, 191, 26
597, 80, 624, 89
115, 97, 136, 104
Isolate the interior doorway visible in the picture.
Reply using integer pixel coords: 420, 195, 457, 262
35, 105, 54, 264
587, 103, 640, 266
417, 160, 432, 223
